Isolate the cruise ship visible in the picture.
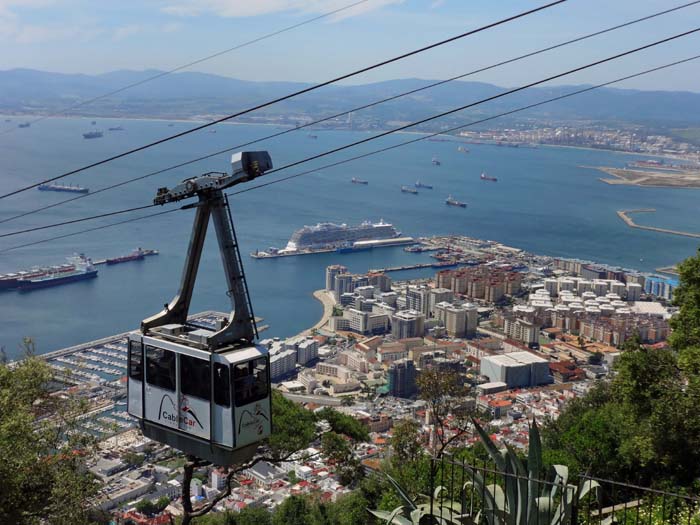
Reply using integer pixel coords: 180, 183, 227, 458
286, 220, 400, 250
251, 220, 413, 258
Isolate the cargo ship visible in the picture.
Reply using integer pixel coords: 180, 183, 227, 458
351, 177, 369, 185
0, 263, 76, 291
480, 172, 497, 182
83, 131, 103, 139
38, 183, 89, 194
17, 255, 97, 292
446, 195, 467, 208
105, 248, 146, 265
432, 156, 441, 166
18, 122, 30, 128
251, 220, 412, 258
415, 180, 433, 189
401, 186, 418, 194
108, 126, 124, 131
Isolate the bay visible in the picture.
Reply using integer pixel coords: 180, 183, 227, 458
0, 117, 698, 358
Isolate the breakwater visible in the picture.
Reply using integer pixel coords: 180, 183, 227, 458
617, 209, 700, 239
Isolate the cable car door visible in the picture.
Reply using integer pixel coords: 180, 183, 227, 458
144, 345, 179, 431
211, 360, 233, 448
178, 353, 211, 440
127, 338, 143, 418
232, 356, 271, 448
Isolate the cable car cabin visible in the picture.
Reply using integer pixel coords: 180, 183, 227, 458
128, 152, 275, 465
127, 323, 271, 466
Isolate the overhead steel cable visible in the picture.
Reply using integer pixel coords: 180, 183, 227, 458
3, 0, 696, 226
241, 27, 700, 183
0, 208, 180, 253
2, 27, 698, 241
0, 203, 159, 239
0, 0, 373, 136
0, 0, 567, 201
229, 54, 700, 197
3, 53, 698, 254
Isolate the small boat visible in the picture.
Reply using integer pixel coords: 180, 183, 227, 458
351, 177, 369, 185
168, 123, 174, 127
432, 156, 441, 166
83, 131, 103, 139
401, 186, 418, 194
308, 134, 318, 139
480, 172, 497, 182
415, 181, 433, 189
91, 121, 96, 125
457, 146, 469, 153
18, 122, 30, 128
446, 195, 466, 208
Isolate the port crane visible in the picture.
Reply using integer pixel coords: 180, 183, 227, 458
127, 151, 273, 465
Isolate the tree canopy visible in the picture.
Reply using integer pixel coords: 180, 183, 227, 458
544, 250, 700, 488
0, 356, 98, 525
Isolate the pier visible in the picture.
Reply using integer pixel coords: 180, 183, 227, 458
616, 209, 700, 239
368, 263, 436, 273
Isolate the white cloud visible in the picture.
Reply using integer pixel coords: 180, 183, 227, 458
161, 0, 403, 20
113, 24, 143, 41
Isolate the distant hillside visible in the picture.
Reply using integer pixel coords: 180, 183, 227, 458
1, 68, 699, 127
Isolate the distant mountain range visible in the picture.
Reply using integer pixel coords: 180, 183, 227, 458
1, 68, 699, 128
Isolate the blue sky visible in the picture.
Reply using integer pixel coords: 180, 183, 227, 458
1, 0, 699, 91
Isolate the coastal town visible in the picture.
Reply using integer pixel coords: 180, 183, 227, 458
35, 235, 679, 522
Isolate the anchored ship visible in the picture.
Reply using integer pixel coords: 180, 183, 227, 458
457, 146, 469, 153
0, 262, 76, 291
17, 254, 97, 291
415, 181, 433, 189
38, 183, 89, 194
83, 131, 103, 139
108, 126, 124, 131
351, 177, 369, 185
18, 122, 30, 128
105, 248, 146, 265
401, 186, 418, 194
446, 195, 467, 208
251, 220, 412, 258
480, 172, 498, 182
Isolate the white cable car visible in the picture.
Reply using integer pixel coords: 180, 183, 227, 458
127, 151, 274, 465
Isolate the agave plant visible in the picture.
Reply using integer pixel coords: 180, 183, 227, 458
466, 418, 603, 525
368, 473, 475, 524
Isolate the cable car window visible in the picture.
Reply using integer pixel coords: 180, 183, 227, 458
213, 363, 230, 407
128, 341, 143, 381
146, 346, 175, 391
180, 354, 210, 401
253, 358, 269, 399
233, 357, 268, 407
